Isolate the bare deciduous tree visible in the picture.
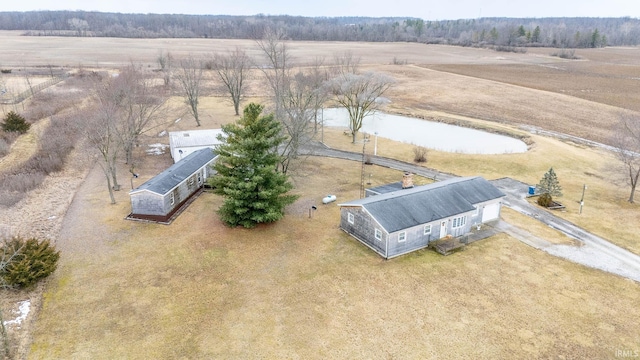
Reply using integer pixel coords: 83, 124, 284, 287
157, 50, 173, 86
87, 77, 123, 203
308, 57, 331, 132
328, 71, 394, 143
277, 71, 326, 173
256, 28, 290, 117
257, 29, 329, 173
332, 51, 361, 77
113, 66, 167, 168
211, 47, 250, 116
176, 56, 205, 127
613, 114, 640, 203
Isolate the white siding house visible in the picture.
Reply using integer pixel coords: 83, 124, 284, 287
169, 129, 224, 163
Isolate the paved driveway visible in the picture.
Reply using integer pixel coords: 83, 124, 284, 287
303, 141, 640, 282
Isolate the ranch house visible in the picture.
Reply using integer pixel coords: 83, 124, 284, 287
169, 128, 224, 163
128, 148, 217, 223
338, 176, 505, 259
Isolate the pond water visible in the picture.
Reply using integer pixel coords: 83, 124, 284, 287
320, 108, 528, 154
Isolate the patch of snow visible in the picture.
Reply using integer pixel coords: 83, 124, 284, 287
146, 143, 169, 155
48, 215, 57, 220
3, 300, 30, 327
158, 130, 167, 137
174, 118, 181, 123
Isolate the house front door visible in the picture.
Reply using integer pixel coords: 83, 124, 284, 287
440, 220, 447, 239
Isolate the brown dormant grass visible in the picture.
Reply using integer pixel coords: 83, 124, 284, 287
28, 151, 640, 359
0, 33, 636, 358
323, 124, 639, 255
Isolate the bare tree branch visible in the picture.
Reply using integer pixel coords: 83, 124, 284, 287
613, 113, 640, 203
176, 55, 205, 127
211, 47, 251, 116
328, 71, 394, 143
256, 29, 329, 173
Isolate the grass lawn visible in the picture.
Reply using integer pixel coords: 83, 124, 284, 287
2, 39, 637, 358
29, 152, 640, 359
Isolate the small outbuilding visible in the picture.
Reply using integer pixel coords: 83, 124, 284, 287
338, 176, 505, 259
169, 129, 224, 163
128, 148, 217, 223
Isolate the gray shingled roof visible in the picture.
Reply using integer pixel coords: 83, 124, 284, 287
131, 148, 216, 196
340, 177, 505, 233
366, 181, 405, 195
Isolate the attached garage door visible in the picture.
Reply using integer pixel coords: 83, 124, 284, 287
482, 203, 500, 222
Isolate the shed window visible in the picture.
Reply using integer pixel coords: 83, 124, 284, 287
375, 229, 382, 241
424, 224, 432, 235
197, 173, 202, 186
452, 216, 466, 229
398, 231, 406, 242
188, 177, 195, 187
170, 193, 175, 206
347, 213, 354, 224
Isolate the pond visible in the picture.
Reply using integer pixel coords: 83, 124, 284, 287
320, 108, 528, 154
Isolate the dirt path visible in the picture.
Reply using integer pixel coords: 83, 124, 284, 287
0, 142, 93, 359
0, 119, 50, 173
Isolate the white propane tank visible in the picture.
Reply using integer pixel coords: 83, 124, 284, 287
322, 194, 337, 204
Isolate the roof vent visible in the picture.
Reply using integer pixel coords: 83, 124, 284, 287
183, 133, 190, 137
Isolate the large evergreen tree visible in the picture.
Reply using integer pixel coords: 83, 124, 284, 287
211, 103, 298, 228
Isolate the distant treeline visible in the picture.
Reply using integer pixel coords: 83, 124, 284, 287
1, 11, 639, 47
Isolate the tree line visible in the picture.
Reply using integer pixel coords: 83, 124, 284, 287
1, 11, 639, 47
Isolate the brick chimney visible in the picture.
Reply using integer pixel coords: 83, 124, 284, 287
402, 172, 414, 189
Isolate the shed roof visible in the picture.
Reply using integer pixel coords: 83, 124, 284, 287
366, 181, 405, 195
130, 148, 216, 196
169, 129, 224, 149
339, 177, 505, 233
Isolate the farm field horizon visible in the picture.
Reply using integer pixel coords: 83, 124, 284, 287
0, 32, 639, 358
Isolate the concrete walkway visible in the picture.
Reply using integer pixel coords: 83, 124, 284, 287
301, 141, 640, 282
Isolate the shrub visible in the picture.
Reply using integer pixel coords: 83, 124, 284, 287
1, 236, 60, 289
537, 193, 553, 207
413, 145, 428, 163
1, 111, 30, 134
551, 49, 579, 60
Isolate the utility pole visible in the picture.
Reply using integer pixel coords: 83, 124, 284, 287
579, 184, 587, 214
374, 132, 378, 156
360, 133, 367, 198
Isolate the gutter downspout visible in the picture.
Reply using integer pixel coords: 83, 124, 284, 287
385, 232, 389, 259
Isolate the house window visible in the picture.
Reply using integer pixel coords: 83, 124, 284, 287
170, 193, 175, 206
347, 213, 354, 224
188, 177, 195, 187
197, 173, 202, 186
375, 229, 382, 241
452, 216, 466, 229
398, 231, 406, 242
424, 224, 432, 235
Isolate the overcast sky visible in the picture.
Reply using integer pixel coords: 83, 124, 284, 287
3, 0, 639, 20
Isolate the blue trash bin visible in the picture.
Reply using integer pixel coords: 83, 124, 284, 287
528, 186, 536, 195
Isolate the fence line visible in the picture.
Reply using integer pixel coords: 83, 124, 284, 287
0, 73, 69, 105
